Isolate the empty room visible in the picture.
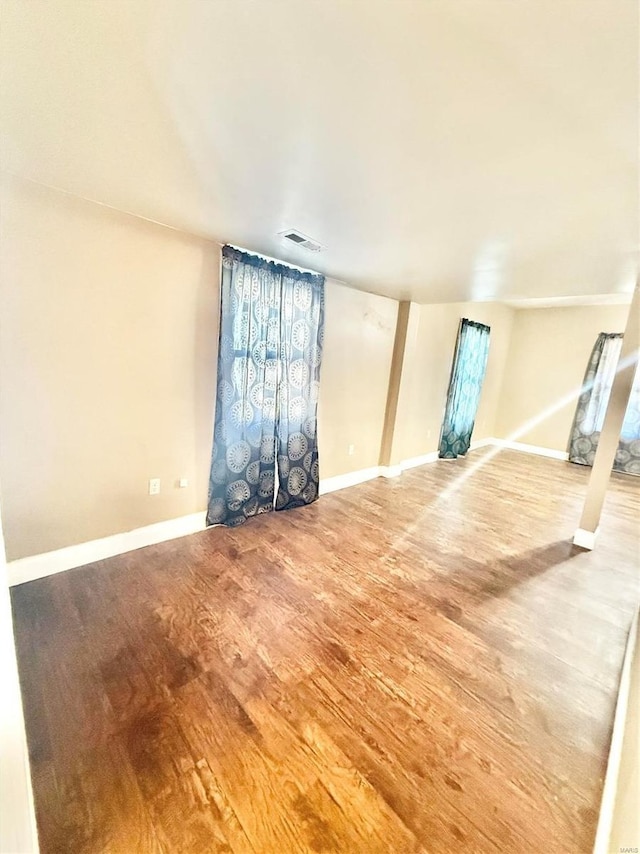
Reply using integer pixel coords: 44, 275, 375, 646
0, 2, 639, 853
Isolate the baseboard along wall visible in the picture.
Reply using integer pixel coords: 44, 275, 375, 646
490, 438, 569, 461
7, 512, 207, 587
318, 466, 383, 495
7, 438, 570, 587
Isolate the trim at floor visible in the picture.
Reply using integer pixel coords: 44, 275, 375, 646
6, 437, 569, 587
319, 466, 382, 495
7, 512, 207, 587
491, 438, 569, 461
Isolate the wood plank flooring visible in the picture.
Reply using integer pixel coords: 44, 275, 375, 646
11, 449, 640, 853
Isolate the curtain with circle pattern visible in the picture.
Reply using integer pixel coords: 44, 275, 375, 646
275, 269, 324, 511
207, 246, 324, 527
438, 318, 491, 459
568, 332, 640, 475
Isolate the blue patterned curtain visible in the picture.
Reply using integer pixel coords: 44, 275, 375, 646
438, 318, 490, 459
276, 272, 324, 511
207, 246, 324, 526
568, 332, 640, 475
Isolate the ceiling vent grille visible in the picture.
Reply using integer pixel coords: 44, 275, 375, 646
279, 229, 323, 252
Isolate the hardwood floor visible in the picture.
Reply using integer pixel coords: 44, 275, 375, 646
11, 449, 640, 853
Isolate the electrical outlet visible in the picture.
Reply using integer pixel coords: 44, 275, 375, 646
178, 478, 188, 488
348, 444, 355, 455
149, 478, 161, 495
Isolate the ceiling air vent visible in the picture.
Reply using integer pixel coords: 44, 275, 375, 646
279, 229, 324, 252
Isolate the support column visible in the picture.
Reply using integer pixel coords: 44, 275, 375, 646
574, 283, 639, 549
379, 301, 411, 477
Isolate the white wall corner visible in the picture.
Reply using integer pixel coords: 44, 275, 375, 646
573, 526, 600, 550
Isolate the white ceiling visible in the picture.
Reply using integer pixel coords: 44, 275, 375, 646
1, 0, 638, 304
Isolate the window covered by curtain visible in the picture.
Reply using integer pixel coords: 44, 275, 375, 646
568, 332, 640, 475
207, 246, 324, 526
438, 318, 490, 459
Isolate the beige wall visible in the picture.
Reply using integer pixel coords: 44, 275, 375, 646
1, 176, 631, 561
0, 176, 220, 560
495, 304, 630, 452
394, 301, 514, 462
318, 282, 397, 478
0, 178, 398, 558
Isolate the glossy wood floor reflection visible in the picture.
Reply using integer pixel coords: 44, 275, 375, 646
12, 450, 640, 854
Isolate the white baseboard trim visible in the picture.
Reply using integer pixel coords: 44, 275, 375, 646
324, 451, 441, 489
400, 451, 439, 470
13, 470, 394, 584
490, 438, 569, 461
7, 512, 207, 587
379, 464, 403, 478
469, 437, 495, 451
573, 526, 600, 550
7, 440, 576, 586
318, 466, 382, 496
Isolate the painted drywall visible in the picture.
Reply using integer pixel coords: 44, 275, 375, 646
0, 176, 220, 560
495, 304, 631, 452
318, 282, 397, 478
0, 177, 398, 559
3, 174, 628, 562
393, 301, 514, 462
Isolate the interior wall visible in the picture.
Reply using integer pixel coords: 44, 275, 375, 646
0, 177, 398, 559
318, 282, 397, 478
3, 174, 629, 562
495, 304, 631, 452
394, 301, 514, 462
0, 176, 220, 561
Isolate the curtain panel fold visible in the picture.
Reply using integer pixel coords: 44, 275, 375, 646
207, 246, 324, 526
438, 318, 490, 459
568, 332, 640, 475
275, 271, 324, 511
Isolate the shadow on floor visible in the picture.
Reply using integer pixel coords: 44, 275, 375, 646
475, 539, 584, 601
424, 539, 584, 607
